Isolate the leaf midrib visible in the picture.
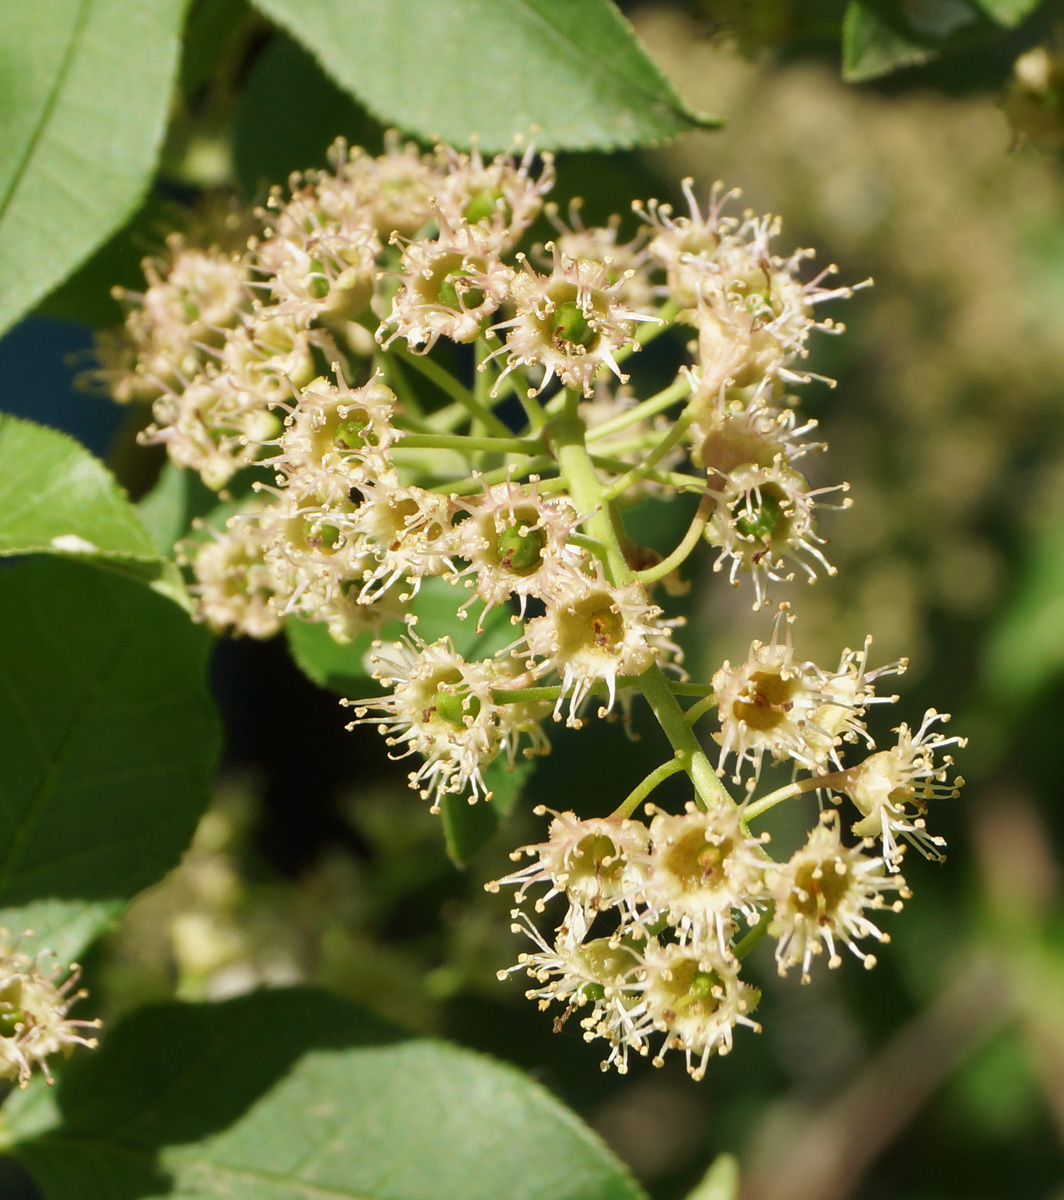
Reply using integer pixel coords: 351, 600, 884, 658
0, 0, 94, 226
506, 0, 687, 115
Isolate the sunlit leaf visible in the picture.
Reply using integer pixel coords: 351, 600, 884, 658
684, 1153, 740, 1200
0, 0, 189, 336
248, 0, 718, 152
0, 415, 157, 564
15, 988, 647, 1200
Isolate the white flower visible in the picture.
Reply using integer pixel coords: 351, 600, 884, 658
768, 809, 910, 983
140, 369, 278, 490
381, 216, 514, 352
451, 480, 587, 619
835, 709, 965, 868
344, 478, 455, 603
434, 138, 554, 252
522, 576, 681, 726
0, 938, 101, 1088
499, 915, 651, 1075
705, 459, 850, 609
345, 637, 546, 808
327, 132, 440, 239
635, 940, 761, 1078
488, 247, 657, 397
488, 807, 649, 931
542, 199, 655, 311
271, 372, 399, 504
253, 173, 380, 323
183, 501, 286, 639
644, 801, 768, 956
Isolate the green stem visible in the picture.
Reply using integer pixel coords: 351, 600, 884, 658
489, 678, 713, 706
588, 454, 706, 494
544, 390, 734, 811
379, 351, 425, 419
586, 374, 692, 442
602, 411, 697, 503
474, 337, 492, 411
399, 432, 542, 455
393, 344, 512, 437
733, 903, 775, 961
567, 532, 612, 562
612, 755, 685, 820
636, 663, 732, 809
548, 391, 628, 583
428, 456, 557, 495
669, 682, 716, 697
490, 685, 561, 705
683, 692, 718, 728
742, 770, 848, 828
635, 491, 713, 585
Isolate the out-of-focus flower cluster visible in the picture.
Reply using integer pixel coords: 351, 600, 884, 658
93, 132, 964, 1078
0, 937, 100, 1088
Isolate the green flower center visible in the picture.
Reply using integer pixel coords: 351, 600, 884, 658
334, 415, 372, 451
307, 258, 330, 299
550, 301, 596, 349
433, 687, 481, 727
464, 188, 509, 226
734, 489, 784, 541
302, 520, 342, 551
438, 272, 486, 313
496, 523, 547, 574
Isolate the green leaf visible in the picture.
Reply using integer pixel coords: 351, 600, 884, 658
0, 415, 157, 563
135, 460, 223, 554
14, 987, 647, 1200
0, 415, 188, 603
981, 517, 1064, 706
440, 756, 534, 866
286, 576, 518, 696
841, 0, 997, 80
0, 0, 190, 337
410, 575, 519, 658
972, 0, 1042, 25
232, 32, 382, 198
842, 1, 940, 81
248, 0, 718, 152
684, 1153, 740, 1200
286, 618, 378, 694
0, 558, 221, 960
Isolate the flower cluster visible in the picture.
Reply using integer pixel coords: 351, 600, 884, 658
489, 620, 961, 1077
94, 134, 964, 1078
0, 938, 100, 1088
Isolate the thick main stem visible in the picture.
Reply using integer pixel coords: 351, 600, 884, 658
547, 391, 734, 811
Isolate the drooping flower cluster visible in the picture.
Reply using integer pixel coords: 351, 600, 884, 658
490, 613, 962, 1077
0, 938, 100, 1087
93, 134, 964, 1079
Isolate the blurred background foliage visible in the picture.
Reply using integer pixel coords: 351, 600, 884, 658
7, 1, 1064, 1197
